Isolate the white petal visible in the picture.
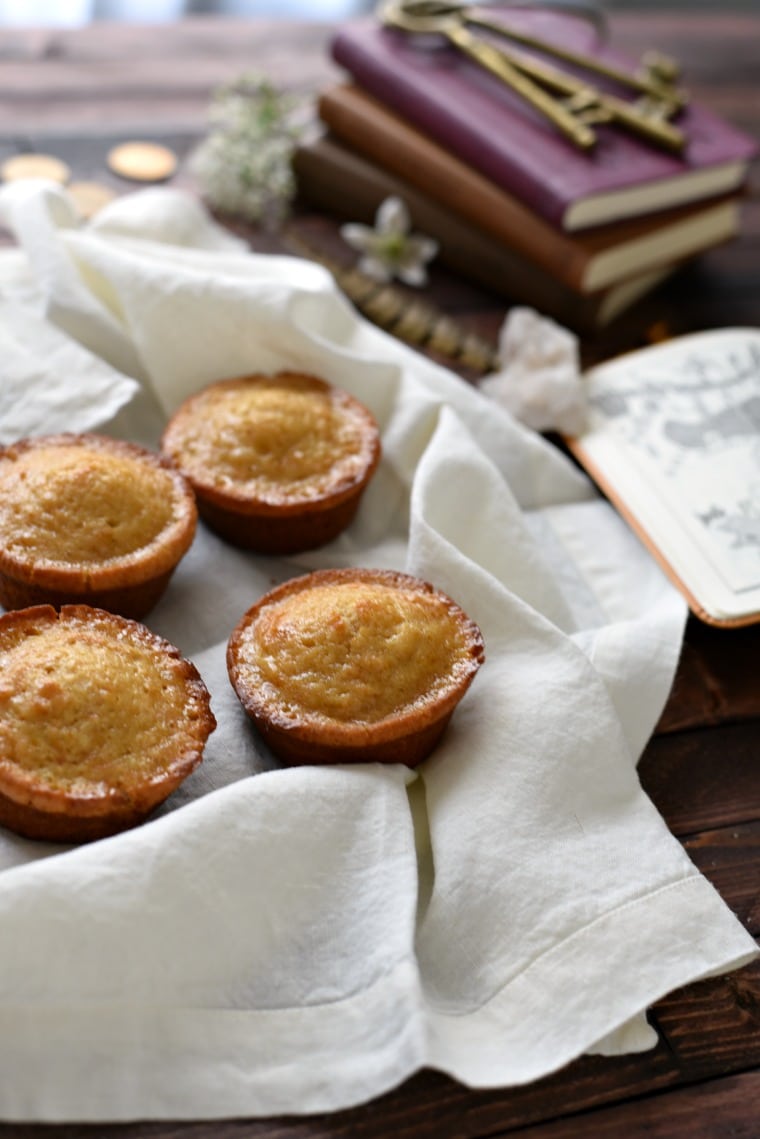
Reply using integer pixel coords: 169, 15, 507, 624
340, 222, 376, 253
398, 263, 428, 287
375, 195, 409, 237
404, 235, 439, 264
410, 235, 439, 261
358, 254, 393, 283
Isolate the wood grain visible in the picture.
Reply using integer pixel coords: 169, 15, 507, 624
639, 726, 760, 837
485, 1070, 760, 1139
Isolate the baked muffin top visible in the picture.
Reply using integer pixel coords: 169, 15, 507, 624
161, 372, 381, 508
0, 434, 197, 585
0, 605, 214, 806
228, 568, 485, 733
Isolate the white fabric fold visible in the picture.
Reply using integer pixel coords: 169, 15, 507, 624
0, 182, 754, 1122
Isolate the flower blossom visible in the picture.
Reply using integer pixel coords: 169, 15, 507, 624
189, 73, 305, 228
341, 196, 438, 287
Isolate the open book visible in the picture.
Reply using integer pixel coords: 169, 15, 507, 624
568, 328, 760, 626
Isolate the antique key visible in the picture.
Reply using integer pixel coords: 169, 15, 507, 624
390, 0, 687, 108
379, 0, 687, 153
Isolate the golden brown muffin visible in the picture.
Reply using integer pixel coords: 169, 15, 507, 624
161, 372, 381, 554
0, 604, 216, 843
227, 568, 485, 767
0, 433, 197, 619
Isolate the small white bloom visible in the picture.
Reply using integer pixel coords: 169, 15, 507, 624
340, 196, 438, 287
480, 307, 588, 435
189, 72, 306, 228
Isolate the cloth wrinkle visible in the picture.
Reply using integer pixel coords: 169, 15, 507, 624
0, 181, 754, 1122
420, 871, 704, 1018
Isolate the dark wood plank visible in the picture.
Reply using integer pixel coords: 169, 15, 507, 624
481, 1069, 760, 1138
639, 723, 760, 837
658, 620, 760, 733
0, 19, 340, 133
684, 822, 760, 936
654, 958, 760, 1076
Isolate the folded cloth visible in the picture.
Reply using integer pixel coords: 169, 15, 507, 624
0, 182, 754, 1122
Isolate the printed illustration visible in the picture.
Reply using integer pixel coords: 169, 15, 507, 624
587, 335, 760, 594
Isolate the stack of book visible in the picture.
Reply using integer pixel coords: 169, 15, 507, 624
293, 7, 758, 332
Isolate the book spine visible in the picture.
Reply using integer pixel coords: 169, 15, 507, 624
318, 87, 589, 290
292, 140, 606, 332
330, 29, 570, 229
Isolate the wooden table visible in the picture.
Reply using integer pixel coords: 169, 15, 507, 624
0, 11, 758, 1138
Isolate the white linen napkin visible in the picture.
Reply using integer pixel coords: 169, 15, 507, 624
0, 182, 755, 1122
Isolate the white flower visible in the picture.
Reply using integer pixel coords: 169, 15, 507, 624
480, 307, 588, 435
189, 72, 306, 228
340, 197, 438, 287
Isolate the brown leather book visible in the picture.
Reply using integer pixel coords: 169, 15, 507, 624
293, 132, 677, 334
318, 84, 741, 294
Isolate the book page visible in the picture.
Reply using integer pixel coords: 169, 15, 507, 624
573, 328, 760, 624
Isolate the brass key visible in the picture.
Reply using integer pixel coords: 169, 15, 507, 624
393, 0, 687, 109
380, 0, 597, 149
379, 0, 687, 153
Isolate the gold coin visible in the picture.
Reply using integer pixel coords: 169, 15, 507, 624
1, 153, 71, 184
107, 141, 178, 183
68, 180, 118, 219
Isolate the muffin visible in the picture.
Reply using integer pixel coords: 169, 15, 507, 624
227, 568, 485, 767
0, 604, 216, 843
0, 433, 197, 619
160, 372, 381, 554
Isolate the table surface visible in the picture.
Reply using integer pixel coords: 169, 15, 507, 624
0, 11, 758, 1139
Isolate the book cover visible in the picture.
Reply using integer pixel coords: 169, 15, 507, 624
292, 132, 676, 333
319, 84, 741, 293
568, 328, 760, 626
331, 13, 758, 232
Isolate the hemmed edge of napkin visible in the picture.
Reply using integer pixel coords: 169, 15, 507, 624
423, 872, 758, 1089
0, 958, 426, 1122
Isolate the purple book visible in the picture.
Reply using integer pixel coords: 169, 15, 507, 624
331, 12, 758, 232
